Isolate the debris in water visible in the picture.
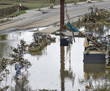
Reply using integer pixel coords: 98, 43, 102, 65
28, 32, 56, 53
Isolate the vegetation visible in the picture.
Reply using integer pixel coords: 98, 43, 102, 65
98, 0, 104, 2
0, 0, 102, 19
0, 0, 88, 10
12, 10, 26, 17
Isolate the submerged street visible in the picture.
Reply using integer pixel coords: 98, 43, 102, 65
0, 25, 109, 91
0, 29, 85, 91
0, 0, 110, 91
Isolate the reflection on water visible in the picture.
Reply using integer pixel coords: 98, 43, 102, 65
0, 43, 5, 58
84, 63, 110, 90
84, 64, 105, 73
60, 45, 75, 91
0, 33, 88, 91
60, 46, 65, 91
14, 72, 30, 91
0, 35, 7, 40
0, 27, 110, 90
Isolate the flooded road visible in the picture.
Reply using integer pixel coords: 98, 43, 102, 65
0, 27, 110, 91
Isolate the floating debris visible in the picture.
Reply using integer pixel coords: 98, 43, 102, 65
2, 39, 32, 90
0, 86, 9, 91
28, 32, 56, 53
75, 6, 110, 28
10, 40, 31, 67
0, 58, 9, 72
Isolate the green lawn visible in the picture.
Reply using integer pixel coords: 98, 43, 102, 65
22, 2, 50, 9
12, 10, 26, 17
0, 0, 90, 10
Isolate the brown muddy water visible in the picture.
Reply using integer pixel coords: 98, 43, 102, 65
0, 26, 110, 91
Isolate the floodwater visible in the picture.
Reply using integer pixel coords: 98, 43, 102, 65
0, 26, 110, 91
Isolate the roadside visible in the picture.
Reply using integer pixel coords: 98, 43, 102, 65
0, 0, 109, 33
0, 1, 87, 31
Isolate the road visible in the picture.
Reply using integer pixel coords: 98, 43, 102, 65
0, 1, 110, 33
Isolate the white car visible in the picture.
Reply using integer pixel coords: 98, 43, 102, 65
87, 0, 91, 3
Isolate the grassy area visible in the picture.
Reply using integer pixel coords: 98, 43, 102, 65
0, 0, 88, 10
21, 2, 50, 9
19, 0, 88, 9
12, 10, 26, 17
0, 0, 50, 9
0, 5, 13, 9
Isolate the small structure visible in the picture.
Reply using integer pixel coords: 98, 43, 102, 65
87, 0, 91, 3
83, 51, 106, 64
50, 0, 55, 8
83, 35, 107, 64
50, 3, 54, 9
60, 37, 72, 46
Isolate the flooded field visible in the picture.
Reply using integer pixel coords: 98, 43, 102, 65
0, 26, 110, 91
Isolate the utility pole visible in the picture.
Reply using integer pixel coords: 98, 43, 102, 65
60, 1, 65, 89
60, 0, 65, 31
60, 46, 65, 91
60, 1, 65, 90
